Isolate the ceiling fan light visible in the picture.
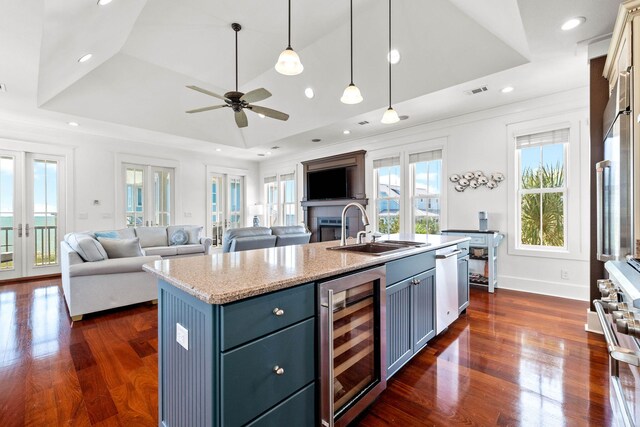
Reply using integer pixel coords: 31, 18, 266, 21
381, 107, 400, 124
340, 83, 363, 104
275, 47, 303, 75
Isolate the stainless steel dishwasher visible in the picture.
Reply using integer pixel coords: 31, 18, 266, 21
435, 246, 461, 334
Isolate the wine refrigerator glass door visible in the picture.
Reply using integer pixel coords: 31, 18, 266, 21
320, 265, 386, 427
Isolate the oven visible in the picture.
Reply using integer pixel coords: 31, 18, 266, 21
595, 260, 640, 427
319, 265, 386, 427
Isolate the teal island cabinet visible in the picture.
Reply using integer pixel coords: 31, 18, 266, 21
143, 234, 469, 426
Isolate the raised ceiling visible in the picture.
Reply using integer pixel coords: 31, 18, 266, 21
0, 0, 621, 158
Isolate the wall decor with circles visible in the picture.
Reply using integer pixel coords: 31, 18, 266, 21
449, 171, 504, 192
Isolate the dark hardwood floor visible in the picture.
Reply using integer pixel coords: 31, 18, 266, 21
0, 279, 613, 426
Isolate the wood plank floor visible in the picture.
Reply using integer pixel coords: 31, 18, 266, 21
0, 278, 614, 426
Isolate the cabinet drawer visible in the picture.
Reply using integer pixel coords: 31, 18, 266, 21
221, 319, 316, 426
469, 235, 487, 245
386, 250, 435, 285
221, 282, 315, 350
246, 382, 315, 427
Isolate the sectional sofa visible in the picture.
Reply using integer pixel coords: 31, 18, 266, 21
61, 225, 212, 320
222, 225, 311, 252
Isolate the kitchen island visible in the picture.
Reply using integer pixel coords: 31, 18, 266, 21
144, 234, 469, 426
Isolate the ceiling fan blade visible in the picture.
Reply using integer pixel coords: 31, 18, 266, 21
240, 88, 272, 103
185, 105, 227, 114
249, 105, 289, 121
235, 110, 248, 128
186, 85, 228, 101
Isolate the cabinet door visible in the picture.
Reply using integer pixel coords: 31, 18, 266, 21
458, 257, 469, 313
386, 278, 413, 377
413, 268, 436, 351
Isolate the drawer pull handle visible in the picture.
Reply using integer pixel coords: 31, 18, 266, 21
273, 308, 285, 316
273, 365, 285, 375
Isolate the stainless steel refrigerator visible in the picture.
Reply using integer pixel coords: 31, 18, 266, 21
597, 69, 633, 261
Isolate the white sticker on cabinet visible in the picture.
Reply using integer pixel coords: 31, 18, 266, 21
176, 323, 189, 350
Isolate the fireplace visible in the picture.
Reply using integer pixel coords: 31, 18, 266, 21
317, 217, 349, 242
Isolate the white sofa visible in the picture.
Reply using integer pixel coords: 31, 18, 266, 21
60, 225, 212, 320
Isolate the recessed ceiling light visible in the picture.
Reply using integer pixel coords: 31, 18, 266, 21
561, 17, 586, 31
266, 151, 272, 155
343, 130, 351, 135
215, 148, 222, 152
78, 53, 93, 63
258, 113, 266, 118
68, 121, 79, 127
501, 86, 514, 93
304, 87, 315, 99
97, 0, 113, 5
387, 49, 401, 65
0, 84, 6, 92
312, 138, 321, 142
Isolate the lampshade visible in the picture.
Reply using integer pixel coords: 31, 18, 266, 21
340, 83, 363, 104
381, 107, 399, 124
275, 47, 303, 75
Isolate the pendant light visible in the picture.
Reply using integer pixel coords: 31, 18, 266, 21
381, 0, 399, 124
340, 0, 363, 104
275, 0, 304, 75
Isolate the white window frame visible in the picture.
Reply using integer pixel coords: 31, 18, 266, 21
205, 165, 248, 243
507, 113, 587, 260
367, 137, 447, 236
372, 157, 402, 236
262, 171, 297, 226
264, 175, 279, 227
280, 172, 297, 226
409, 150, 443, 234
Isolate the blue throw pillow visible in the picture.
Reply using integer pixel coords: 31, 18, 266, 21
94, 230, 118, 239
170, 229, 189, 246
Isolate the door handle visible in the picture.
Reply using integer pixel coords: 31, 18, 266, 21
596, 160, 613, 261
16, 223, 22, 238
436, 250, 462, 259
24, 223, 30, 238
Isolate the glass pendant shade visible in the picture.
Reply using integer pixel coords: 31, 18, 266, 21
275, 47, 303, 75
381, 107, 399, 124
340, 83, 363, 104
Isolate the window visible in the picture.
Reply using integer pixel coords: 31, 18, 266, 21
280, 173, 296, 226
516, 128, 568, 248
207, 172, 245, 248
410, 150, 442, 234
264, 176, 278, 226
373, 157, 401, 235
264, 172, 297, 226
123, 164, 174, 227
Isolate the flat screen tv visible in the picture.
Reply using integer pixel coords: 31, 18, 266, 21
307, 167, 348, 200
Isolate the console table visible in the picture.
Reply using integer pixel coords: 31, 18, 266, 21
441, 230, 504, 293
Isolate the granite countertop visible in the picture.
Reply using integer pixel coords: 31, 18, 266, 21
143, 234, 469, 305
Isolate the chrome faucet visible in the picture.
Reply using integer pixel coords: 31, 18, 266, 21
340, 202, 370, 246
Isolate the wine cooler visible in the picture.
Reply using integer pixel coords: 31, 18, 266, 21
319, 265, 387, 427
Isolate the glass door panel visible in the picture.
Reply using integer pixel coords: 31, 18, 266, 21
0, 155, 20, 278
25, 154, 64, 277
125, 166, 145, 227
227, 175, 243, 229
152, 167, 172, 226
210, 174, 224, 247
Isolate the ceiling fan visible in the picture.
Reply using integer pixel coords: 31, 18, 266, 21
185, 23, 290, 128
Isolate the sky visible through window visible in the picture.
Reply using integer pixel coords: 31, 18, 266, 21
520, 143, 564, 180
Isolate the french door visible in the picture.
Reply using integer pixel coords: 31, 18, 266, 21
123, 163, 174, 227
208, 173, 244, 248
0, 151, 65, 279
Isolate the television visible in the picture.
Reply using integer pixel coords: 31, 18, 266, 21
307, 167, 348, 200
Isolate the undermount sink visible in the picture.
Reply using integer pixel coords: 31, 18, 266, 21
327, 241, 429, 256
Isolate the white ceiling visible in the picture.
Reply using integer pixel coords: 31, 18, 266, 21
0, 0, 621, 159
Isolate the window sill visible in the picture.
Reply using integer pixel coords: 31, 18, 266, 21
508, 245, 587, 261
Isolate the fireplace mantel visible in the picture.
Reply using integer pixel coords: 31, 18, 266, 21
301, 198, 368, 208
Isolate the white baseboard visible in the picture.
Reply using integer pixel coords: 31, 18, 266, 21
497, 275, 589, 301
585, 309, 603, 334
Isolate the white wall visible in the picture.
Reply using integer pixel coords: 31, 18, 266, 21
0, 118, 260, 236
260, 87, 590, 301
